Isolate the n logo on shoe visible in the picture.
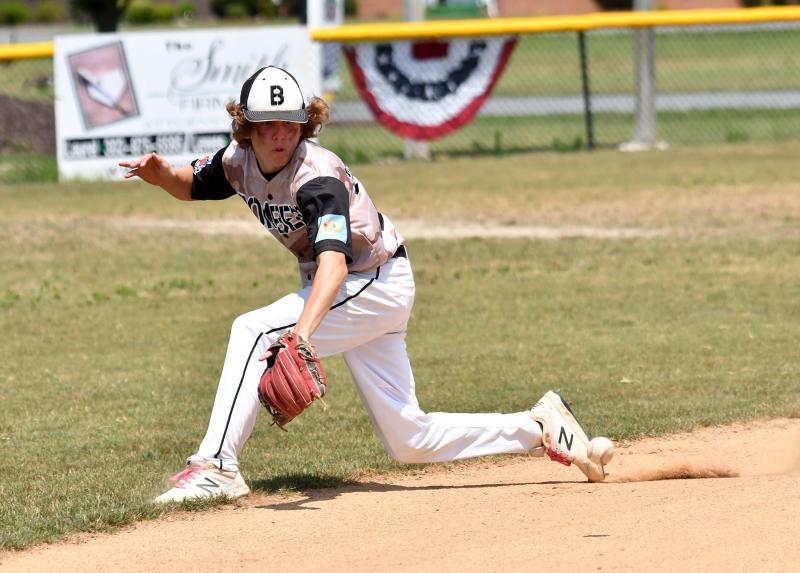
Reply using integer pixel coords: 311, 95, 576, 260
195, 477, 221, 494
558, 427, 574, 451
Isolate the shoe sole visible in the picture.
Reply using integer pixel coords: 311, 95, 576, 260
154, 479, 251, 504
154, 489, 249, 504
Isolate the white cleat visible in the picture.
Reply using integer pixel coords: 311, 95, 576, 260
530, 390, 608, 482
154, 463, 250, 503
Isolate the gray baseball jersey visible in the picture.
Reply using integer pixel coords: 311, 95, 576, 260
191, 139, 403, 282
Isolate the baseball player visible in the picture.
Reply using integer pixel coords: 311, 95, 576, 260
120, 66, 611, 503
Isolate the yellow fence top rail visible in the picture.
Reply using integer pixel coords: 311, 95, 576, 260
311, 6, 800, 42
0, 41, 54, 60
3, 6, 800, 60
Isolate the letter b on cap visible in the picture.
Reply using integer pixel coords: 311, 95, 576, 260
270, 85, 284, 106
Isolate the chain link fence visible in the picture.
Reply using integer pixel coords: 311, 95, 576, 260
318, 20, 800, 162
2, 17, 800, 181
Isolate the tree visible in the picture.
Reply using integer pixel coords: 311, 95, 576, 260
70, 0, 133, 32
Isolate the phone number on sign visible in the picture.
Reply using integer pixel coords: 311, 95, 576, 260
64, 133, 231, 159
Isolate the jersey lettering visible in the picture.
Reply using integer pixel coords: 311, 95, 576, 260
269, 204, 288, 235
247, 196, 264, 224
270, 85, 284, 106
246, 197, 304, 238
280, 204, 303, 233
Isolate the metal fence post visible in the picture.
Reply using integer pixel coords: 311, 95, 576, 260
621, 0, 666, 151
578, 31, 595, 150
402, 0, 431, 160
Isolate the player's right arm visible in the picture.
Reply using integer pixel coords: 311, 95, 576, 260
119, 152, 194, 201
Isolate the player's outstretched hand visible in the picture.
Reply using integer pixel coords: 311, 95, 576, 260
119, 152, 173, 186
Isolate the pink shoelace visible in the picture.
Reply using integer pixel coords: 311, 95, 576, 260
169, 465, 203, 489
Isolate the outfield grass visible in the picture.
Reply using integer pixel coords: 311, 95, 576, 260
1, 142, 799, 550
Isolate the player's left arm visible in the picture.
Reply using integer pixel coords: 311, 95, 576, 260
293, 174, 353, 339
257, 250, 346, 363
258, 176, 352, 361
292, 250, 348, 340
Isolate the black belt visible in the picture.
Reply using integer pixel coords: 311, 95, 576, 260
392, 244, 407, 259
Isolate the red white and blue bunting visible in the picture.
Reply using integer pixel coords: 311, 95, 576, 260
344, 36, 517, 140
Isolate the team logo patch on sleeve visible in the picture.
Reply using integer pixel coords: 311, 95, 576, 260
192, 155, 211, 174
316, 214, 347, 243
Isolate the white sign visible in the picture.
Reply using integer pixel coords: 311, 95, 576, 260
54, 26, 319, 181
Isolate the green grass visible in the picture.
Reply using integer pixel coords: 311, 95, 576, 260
2, 142, 800, 550
654, 27, 800, 93
0, 153, 57, 183
0, 58, 53, 102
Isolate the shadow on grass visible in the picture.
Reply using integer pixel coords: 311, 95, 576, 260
250, 473, 358, 495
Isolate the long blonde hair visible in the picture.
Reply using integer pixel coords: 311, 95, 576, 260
225, 96, 330, 148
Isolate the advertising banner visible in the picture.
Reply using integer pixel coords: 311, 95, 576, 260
54, 26, 319, 180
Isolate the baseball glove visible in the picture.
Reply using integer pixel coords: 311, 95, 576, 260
258, 332, 327, 429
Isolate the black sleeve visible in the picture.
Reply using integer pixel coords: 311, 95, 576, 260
296, 176, 352, 264
190, 146, 236, 200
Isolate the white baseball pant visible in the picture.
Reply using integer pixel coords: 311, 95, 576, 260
193, 255, 543, 472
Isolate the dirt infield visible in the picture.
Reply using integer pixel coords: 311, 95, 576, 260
2, 418, 798, 572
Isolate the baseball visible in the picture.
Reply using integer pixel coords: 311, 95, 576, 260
587, 436, 615, 465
